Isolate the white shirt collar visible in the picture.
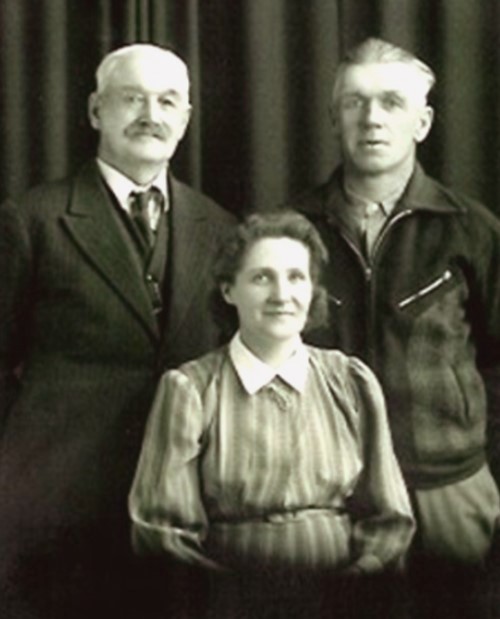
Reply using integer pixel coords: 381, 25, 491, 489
96, 158, 169, 213
229, 332, 309, 395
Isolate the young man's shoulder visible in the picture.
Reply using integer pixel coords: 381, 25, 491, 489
422, 171, 500, 236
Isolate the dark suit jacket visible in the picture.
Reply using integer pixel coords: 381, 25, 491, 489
0, 162, 235, 609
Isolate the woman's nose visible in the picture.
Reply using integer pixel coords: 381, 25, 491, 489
271, 277, 292, 300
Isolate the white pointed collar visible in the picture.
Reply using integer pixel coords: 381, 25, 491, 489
96, 158, 168, 213
229, 332, 309, 395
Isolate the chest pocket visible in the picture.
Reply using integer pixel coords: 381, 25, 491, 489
397, 267, 473, 374
396, 267, 468, 319
398, 269, 453, 310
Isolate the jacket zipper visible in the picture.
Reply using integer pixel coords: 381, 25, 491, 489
338, 232, 372, 281
366, 210, 413, 367
328, 294, 343, 307
338, 210, 414, 367
398, 269, 453, 309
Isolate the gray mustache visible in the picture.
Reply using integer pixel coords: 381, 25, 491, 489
128, 123, 166, 140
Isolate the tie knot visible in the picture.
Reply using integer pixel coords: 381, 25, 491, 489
129, 187, 164, 248
130, 187, 163, 215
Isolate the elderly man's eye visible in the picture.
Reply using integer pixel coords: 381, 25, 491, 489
123, 93, 144, 105
159, 97, 175, 107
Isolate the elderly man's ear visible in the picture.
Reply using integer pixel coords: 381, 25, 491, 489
88, 92, 101, 131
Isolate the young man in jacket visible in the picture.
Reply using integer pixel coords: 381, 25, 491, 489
286, 37, 500, 619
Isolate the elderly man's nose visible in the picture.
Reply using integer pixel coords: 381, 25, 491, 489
141, 96, 161, 121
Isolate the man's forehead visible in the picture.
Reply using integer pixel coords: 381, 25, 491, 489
116, 85, 186, 97
108, 51, 189, 94
341, 62, 429, 100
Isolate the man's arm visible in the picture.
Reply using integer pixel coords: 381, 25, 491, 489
469, 205, 500, 489
0, 199, 32, 434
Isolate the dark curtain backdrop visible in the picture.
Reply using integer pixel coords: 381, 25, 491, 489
1, 0, 500, 216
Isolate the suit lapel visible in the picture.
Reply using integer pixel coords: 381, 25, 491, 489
61, 163, 159, 341
165, 177, 216, 346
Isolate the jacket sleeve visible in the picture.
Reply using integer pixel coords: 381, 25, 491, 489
0, 199, 32, 435
346, 358, 415, 574
128, 369, 226, 571
471, 209, 500, 487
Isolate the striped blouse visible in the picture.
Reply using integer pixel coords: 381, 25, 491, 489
129, 337, 415, 574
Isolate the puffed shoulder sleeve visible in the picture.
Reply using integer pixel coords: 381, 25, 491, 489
346, 357, 415, 574
128, 368, 224, 570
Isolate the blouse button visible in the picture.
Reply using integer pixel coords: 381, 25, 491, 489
266, 383, 291, 412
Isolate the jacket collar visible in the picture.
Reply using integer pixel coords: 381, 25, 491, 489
162, 176, 219, 347
399, 164, 467, 214
302, 163, 467, 222
62, 162, 226, 349
62, 161, 160, 340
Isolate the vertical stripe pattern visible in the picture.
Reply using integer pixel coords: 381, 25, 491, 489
129, 346, 414, 573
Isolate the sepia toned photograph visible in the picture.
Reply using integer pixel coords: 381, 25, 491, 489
0, 1, 499, 618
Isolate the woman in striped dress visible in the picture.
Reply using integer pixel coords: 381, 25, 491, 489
128, 211, 414, 618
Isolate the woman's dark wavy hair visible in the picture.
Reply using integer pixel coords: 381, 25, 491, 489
210, 210, 330, 341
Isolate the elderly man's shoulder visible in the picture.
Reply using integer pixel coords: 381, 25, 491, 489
0, 176, 77, 232
1, 161, 97, 219
11, 174, 73, 205
170, 175, 237, 225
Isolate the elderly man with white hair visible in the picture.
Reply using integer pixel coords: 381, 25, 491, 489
0, 44, 235, 619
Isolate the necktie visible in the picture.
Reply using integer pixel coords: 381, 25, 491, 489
129, 187, 163, 248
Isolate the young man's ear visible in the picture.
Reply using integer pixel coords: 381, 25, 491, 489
415, 105, 434, 143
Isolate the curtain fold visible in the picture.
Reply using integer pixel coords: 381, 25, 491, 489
1, 0, 499, 216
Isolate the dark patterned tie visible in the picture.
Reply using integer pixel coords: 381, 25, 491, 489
129, 187, 163, 248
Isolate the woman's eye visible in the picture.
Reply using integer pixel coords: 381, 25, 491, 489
252, 273, 269, 284
289, 271, 306, 282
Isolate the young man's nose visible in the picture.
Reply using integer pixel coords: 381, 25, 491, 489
360, 99, 384, 126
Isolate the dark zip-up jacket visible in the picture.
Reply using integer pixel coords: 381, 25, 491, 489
287, 164, 500, 490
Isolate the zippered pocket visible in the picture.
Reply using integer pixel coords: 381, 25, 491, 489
328, 293, 343, 307
398, 269, 453, 309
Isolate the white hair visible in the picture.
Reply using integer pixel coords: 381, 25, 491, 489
95, 44, 190, 96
